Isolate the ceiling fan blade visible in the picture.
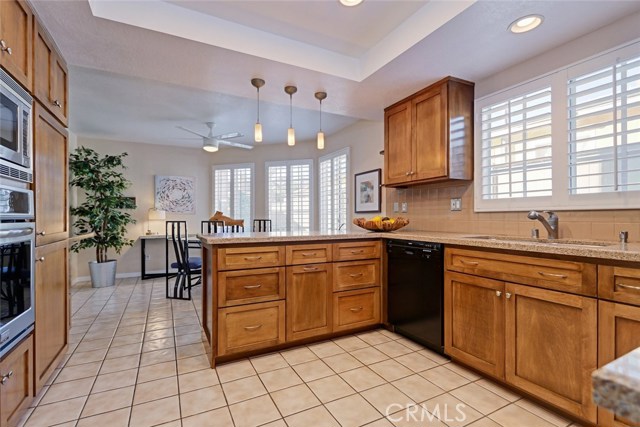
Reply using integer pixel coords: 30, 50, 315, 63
220, 140, 254, 150
213, 132, 243, 140
176, 126, 207, 138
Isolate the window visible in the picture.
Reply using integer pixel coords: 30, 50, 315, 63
265, 160, 313, 232
212, 163, 254, 223
319, 148, 350, 232
475, 41, 640, 211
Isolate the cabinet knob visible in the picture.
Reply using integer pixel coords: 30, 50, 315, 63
53, 100, 62, 108
506, 292, 512, 299
36, 257, 45, 262
0, 370, 13, 385
496, 291, 502, 297
0, 40, 11, 55
37, 230, 46, 236
405, 172, 411, 176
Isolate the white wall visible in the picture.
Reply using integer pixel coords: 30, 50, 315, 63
71, 119, 384, 280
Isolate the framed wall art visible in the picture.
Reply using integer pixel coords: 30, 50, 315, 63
154, 175, 196, 214
354, 169, 381, 213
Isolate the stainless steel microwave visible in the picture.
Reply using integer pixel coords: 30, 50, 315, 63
0, 68, 33, 183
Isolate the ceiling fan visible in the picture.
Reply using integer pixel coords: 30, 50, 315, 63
176, 122, 253, 152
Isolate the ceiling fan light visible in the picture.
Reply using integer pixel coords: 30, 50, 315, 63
317, 131, 325, 150
254, 123, 263, 143
339, 0, 363, 6
288, 128, 296, 146
203, 138, 219, 152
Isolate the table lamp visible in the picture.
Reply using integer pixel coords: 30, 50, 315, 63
146, 208, 166, 235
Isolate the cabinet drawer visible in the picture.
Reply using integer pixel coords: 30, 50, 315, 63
445, 248, 596, 296
599, 266, 640, 306
286, 244, 332, 265
218, 301, 285, 356
333, 241, 381, 261
218, 267, 285, 307
333, 288, 380, 332
218, 246, 285, 271
0, 332, 34, 427
333, 260, 380, 291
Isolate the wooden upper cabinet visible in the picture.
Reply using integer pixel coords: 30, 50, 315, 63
34, 240, 69, 393
0, 334, 33, 427
33, 19, 68, 126
0, 0, 32, 91
384, 77, 474, 187
504, 283, 597, 423
286, 263, 332, 341
33, 103, 69, 246
598, 301, 640, 427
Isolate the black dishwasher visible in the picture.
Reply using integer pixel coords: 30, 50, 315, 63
387, 240, 444, 354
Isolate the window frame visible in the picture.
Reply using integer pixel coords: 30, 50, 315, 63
318, 147, 351, 233
264, 159, 314, 232
211, 163, 255, 223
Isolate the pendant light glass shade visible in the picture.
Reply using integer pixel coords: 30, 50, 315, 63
285, 85, 297, 147
251, 78, 265, 143
315, 91, 327, 150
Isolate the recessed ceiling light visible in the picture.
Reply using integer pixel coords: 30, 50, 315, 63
339, 0, 363, 7
509, 14, 544, 34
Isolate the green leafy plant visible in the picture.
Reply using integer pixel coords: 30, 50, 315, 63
69, 147, 137, 263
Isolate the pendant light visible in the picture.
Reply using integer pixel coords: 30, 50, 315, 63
315, 91, 327, 150
250, 78, 265, 142
285, 85, 297, 146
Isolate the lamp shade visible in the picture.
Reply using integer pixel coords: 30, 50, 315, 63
148, 208, 166, 221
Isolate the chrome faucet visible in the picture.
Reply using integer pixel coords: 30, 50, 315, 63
527, 211, 559, 239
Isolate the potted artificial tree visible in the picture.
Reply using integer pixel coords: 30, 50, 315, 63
69, 147, 136, 287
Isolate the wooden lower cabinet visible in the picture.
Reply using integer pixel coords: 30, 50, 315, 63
333, 287, 380, 332
444, 271, 505, 379
34, 240, 69, 392
286, 263, 332, 341
218, 301, 285, 356
598, 301, 640, 427
0, 334, 33, 427
505, 283, 597, 423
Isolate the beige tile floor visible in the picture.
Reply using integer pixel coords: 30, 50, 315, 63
18, 278, 588, 427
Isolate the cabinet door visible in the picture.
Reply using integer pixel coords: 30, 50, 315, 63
286, 263, 332, 341
34, 240, 69, 392
505, 283, 597, 423
32, 20, 52, 111
49, 52, 67, 126
0, 0, 32, 90
384, 101, 413, 185
0, 334, 33, 427
598, 301, 640, 427
444, 271, 505, 379
412, 85, 448, 182
33, 103, 68, 246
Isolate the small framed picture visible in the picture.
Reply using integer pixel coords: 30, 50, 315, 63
354, 169, 382, 213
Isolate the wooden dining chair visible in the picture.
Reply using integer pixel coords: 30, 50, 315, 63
253, 219, 272, 232
165, 221, 201, 300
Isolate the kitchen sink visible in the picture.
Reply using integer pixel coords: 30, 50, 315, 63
467, 235, 613, 248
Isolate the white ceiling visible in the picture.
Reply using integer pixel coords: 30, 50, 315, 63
29, 0, 640, 150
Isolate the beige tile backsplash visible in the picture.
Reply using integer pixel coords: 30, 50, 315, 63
385, 182, 640, 243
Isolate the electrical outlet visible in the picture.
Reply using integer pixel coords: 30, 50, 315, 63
393, 202, 399, 213
145, 254, 151, 260
450, 198, 462, 211
401, 202, 408, 213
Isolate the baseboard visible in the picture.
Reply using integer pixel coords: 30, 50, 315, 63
72, 269, 169, 285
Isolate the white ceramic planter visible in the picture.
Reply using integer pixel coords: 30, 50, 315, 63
88, 260, 117, 288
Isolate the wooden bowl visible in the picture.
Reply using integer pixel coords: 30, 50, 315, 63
352, 217, 410, 232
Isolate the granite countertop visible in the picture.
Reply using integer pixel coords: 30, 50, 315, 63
593, 347, 640, 423
198, 229, 640, 263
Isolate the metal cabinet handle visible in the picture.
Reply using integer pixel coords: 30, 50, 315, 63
349, 307, 363, 313
460, 259, 479, 266
537, 271, 568, 279
303, 267, 318, 272
0, 40, 11, 55
0, 371, 13, 385
36, 257, 45, 262
506, 292, 512, 299
349, 273, 364, 278
243, 284, 262, 290
53, 100, 62, 108
243, 256, 262, 261
301, 252, 317, 257
496, 291, 502, 297
37, 230, 46, 236
350, 250, 364, 254
617, 283, 640, 291
244, 324, 262, 331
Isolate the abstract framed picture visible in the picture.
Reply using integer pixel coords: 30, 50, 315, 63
354, 169, 382, 213
154, 175, 196, 214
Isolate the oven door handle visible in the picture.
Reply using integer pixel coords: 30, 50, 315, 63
0, 228, 34, 238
